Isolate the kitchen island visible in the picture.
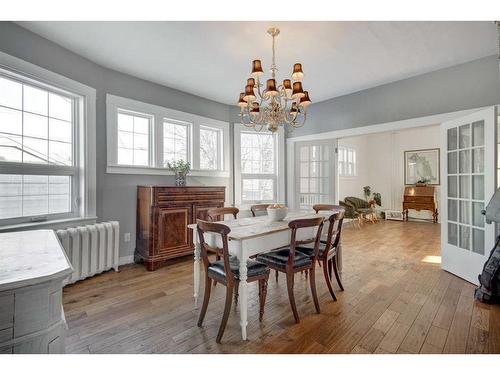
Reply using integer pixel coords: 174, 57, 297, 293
0, 230, 72, 354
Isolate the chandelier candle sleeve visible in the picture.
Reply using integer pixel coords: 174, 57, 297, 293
237, 27, 310, 132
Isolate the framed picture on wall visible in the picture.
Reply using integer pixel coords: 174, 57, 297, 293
404, 148, 440, 185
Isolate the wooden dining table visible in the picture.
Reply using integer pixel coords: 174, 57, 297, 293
188, 209, 342, 340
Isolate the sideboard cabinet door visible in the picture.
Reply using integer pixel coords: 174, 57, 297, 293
155, 205, 193, 258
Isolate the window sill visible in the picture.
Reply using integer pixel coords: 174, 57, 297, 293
0, 216, 98, 233
106, 165, 230, 178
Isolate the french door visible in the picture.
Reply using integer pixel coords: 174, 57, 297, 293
441, 107, 497, 285
294, 140, 337, 209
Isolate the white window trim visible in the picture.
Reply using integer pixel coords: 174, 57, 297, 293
106, 94, 230, 177
0, 51, 96, 229
234, 123, 285, 208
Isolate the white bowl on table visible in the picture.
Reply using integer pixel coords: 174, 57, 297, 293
266, 206, 288, 222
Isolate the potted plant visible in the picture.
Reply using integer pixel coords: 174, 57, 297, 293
372, 192, 382, 206
166, 160, 191, 187
363, 186, 371, 201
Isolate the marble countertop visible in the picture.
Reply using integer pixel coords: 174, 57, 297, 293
0, 230, 72, 292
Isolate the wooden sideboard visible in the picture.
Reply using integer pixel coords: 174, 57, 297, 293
402, 185, 438, 223
136, 186, 226, 271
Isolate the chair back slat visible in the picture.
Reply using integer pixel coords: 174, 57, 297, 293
287, 217, 324, 267
207, 207, 239, 222
250, 204, 270, 217
196, 220, 234, 282
313, 204, 345, 257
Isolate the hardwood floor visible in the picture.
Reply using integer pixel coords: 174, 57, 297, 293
62, 220, 500, 354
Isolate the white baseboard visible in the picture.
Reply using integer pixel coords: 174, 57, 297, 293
119, 255, 134, 266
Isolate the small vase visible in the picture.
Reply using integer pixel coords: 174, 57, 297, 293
175, 172, 187, 187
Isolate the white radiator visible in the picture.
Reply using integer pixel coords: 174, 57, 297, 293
56, 221, 119, 285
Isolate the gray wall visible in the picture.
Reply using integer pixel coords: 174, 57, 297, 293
0, 22, 233, 259
291, 55, 500, 137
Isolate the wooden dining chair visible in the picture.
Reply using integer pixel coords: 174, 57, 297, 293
296, 205, 345, 301
196, 220, 270, 343
256, 217, 324, 323
206, 207, 239, 222
250, 204, 270, 217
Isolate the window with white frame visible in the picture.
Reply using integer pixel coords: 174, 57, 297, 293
199, 125, 221, 170
106, 94, 229, 176
338, 146, 357, 177
117, 110, 151, 166
163, 119, 189, 166
234, 124, 285, 206
0, 55, 96, 226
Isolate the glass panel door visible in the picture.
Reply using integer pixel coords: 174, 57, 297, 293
295, 140, 336, 209
441, 107, 496, 285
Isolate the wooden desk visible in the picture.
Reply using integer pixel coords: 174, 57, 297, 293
402, 185, 438, 223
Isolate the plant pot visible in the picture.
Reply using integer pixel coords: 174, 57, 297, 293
175, 172, 187, 187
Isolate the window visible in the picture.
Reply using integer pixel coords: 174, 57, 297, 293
107, 95, 229, 176
199, 125, 221, 170
0, 52, 96, 227
0, 76, 73, 166
117, 110, 151, 166
234, 124, 285, 206
338, 146, 356, 176
163, 119, 189, 165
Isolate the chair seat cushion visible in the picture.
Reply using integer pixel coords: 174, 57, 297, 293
256, 248, 312, 270
296, 242, 337, 258
295, 243, 325, 258
208, 256, 270, 280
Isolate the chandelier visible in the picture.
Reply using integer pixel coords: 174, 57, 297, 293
237, 27, 311, 133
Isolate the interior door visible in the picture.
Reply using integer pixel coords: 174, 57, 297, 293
295, 140, 337, 209
441, 106, 497, 285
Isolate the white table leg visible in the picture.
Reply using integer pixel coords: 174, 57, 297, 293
193, 239, 201, 308
237, 242, 248, 340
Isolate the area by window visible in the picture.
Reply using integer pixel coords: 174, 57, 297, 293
106, 94, 229, 176
234, 124, 285, 206
0, 54, 96, 227
338, 146, 357, 177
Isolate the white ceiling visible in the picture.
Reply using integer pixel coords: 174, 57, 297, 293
17, 21, 497, 105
